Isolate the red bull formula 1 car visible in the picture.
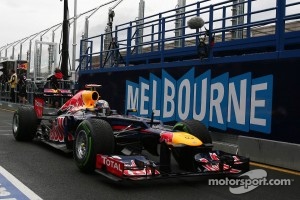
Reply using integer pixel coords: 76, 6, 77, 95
12, 84, 249, 181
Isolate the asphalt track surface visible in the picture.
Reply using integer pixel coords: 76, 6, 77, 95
0, 108, 299, 200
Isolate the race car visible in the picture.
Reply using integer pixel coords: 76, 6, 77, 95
12, 84, 249, 181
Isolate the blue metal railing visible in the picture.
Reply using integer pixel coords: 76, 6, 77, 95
77, 0, 300, 72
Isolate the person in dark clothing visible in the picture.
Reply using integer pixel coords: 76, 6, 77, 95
17, 73, 27, 103
47, 68, 63, 90
46, 68, 63, 108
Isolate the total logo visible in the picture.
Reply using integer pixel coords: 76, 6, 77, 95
125, 68, 273, 134
102, 156, 123, 172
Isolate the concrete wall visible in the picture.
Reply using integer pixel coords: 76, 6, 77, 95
212, 132, 300, 172
238, 136, 300, 172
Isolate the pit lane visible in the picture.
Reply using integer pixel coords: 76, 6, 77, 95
0, 109, 299, 200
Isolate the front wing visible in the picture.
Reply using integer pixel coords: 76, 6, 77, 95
95, 151, 249, 181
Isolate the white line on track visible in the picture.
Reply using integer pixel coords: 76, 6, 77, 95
0, 166, 43, 200
3, 121, 12, 126
0, 134, 11, 136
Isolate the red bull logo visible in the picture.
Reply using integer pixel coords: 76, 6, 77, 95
59, 90, 99, 113
34, 97, 44, 118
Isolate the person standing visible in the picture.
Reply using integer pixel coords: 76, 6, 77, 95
8, 69, 17, 102
46, 68, 63, 108
17, 72, 27, 104
47, 68, 63, 90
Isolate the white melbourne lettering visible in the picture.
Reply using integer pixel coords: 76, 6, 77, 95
178, 79, 190, 120
140, 82, 149, 115
151, 80, 160, 116
163, 78, 175, 118
127, 86, 139, 110
193, 79, 208, 121
227, 79, 247, 124
210, 82, 225, 124
250, 83, 267, 126
125, 69, 273, 134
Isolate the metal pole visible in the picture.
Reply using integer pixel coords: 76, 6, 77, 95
232, 0, 245, 39
11, 46, 15, 60
39, 36, 43, 77
28, 40, 32, 78
61, 0, 69, 79
72, 0, 77, 71
19, 44, 23, 60
4, 41, 19, 60
137, 0, 145, 54
28, 32, 42, 78
18, 36, 33, 60
5, 45, 8, 59
174, 0, 186, 48
81, 17, 89, 69
0, 47, 4, 60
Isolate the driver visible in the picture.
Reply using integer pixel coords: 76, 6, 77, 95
96, 99, 111, 115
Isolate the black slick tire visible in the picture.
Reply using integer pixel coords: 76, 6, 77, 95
73, 118, 115, 173
12, 106, 37, 141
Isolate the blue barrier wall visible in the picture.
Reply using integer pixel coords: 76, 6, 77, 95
77, 0, 300, 144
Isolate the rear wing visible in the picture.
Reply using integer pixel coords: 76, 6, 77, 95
43, 80, 74, 97
33, 80, 74, 118
85, 84, 102, 91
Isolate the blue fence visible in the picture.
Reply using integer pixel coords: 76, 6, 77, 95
78, 0, 300, 74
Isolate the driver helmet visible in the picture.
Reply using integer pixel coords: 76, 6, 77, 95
96, 100, 110, 114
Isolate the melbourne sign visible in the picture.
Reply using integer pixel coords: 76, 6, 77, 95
125, 68, 273, 134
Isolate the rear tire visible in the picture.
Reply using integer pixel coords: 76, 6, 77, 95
73, 118, 115, 173
12, 106, 37, 141
172, 120, 212, 171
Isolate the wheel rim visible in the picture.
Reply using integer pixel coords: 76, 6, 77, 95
12, 114, 19, 134
75, 130, 89, 160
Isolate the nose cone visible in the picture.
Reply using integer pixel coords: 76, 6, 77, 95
160, 132, 203, 146
172, 132, 203, 146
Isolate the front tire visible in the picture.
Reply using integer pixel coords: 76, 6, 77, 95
12, 106, 37, 141
172, 120, 212, 171
73, 118, 115, 173
173, 120, 212, 144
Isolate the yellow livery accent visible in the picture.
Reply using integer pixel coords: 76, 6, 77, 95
171, 132, 203, 146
